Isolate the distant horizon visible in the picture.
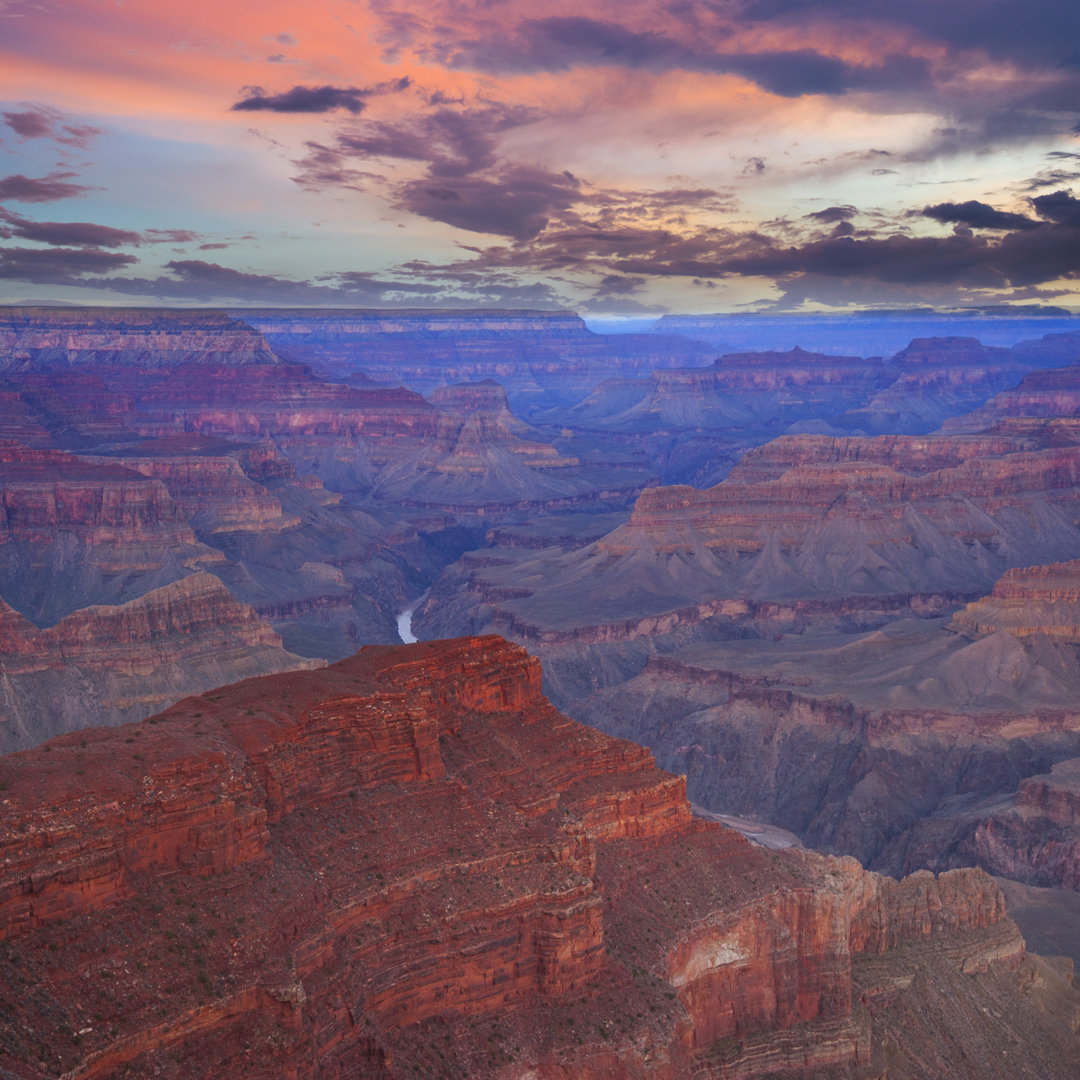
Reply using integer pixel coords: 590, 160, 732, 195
1, 301, 1078, 318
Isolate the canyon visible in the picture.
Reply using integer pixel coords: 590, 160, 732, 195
0, 636, 1076, 1079
3, 306, 1080, 1072
412, 337, 1080, 903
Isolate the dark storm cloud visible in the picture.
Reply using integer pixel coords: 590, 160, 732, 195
700, 217, 1080, 289
439, 17, 931, 98
0, 209, 141, 247
397, 165, 581, 240
739, 0, 1079, 69
425, 185, 1080, 302
1032, 189, 1080, 228
0, 173, 92, 203
231, 79, 411, 115
593, 274, 647, 295
921, 200, 1039, 231
0, 246, 136, 284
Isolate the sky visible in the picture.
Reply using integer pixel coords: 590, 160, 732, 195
0, 0, 1078, 313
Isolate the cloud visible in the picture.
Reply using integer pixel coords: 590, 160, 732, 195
2, 108, 52, 138
922, 200, 1039, 231
405, 178, 1080, 310
704, 212, 1080, 292
0, 209, 141, 247
77, 258, 563, 308
231, 78, 411, 115
1, 105, 102, 148
0, 246, 136, 284
143, 229, 200, 243
1032, 189, 1080, 228
333, 103, 536, 179
805, 205, 857, 223
290, 141, 384, 192
397, 165, 581, 240
232, 85, 374, 115
438, 16, 931, 98
741, 0, 1080, 72
0, 172, 91, 203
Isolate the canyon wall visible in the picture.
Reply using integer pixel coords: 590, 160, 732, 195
1, 636, 1073, 1080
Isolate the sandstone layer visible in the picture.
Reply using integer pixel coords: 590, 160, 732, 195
418, 425, 1080, 644
1, 636, 1074, 1079
0, 573, 320, 752
0, 309, 280, 372
952, 559, 1080, 642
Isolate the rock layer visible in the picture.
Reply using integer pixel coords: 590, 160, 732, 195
419, 426, 1080, 643
0, 573, 320, 751
0, 636, 1069, 1080
952, 559, 1080, 642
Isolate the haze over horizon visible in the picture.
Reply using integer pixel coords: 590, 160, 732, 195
1, 0, 1078, 313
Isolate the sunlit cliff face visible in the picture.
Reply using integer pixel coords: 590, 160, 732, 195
0, 0, 1077, 311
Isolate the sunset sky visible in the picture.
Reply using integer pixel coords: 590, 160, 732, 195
1, 0, 1078, 312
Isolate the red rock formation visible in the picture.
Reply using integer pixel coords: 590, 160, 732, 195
952, 559, 1080, 641
0, 637, 1067, 1080
83, 443, 296, 535
0, 573, 320, 751
0, 573, 289, 676
0, 440, 199, 549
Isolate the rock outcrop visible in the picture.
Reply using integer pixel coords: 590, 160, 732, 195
2, 636, 1073, 1080
952, 559, 1080, 642
0, 573, 320, 751
565, 633, 1080, 879
895, 757, 1080, 892
944, 357, 1080, 433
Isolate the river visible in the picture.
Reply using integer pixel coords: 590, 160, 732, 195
396, 591, 429, 644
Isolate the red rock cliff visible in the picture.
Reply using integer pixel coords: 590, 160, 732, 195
0, 637, 1048, 1080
